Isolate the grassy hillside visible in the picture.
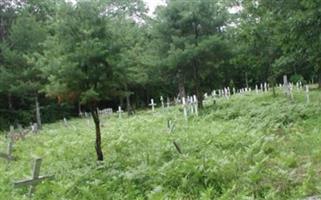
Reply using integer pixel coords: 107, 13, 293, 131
1, 87, 321, 199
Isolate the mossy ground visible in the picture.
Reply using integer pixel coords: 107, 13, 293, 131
1, 86, 321, 199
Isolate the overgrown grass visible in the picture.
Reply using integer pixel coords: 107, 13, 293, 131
1, 87, 321, 199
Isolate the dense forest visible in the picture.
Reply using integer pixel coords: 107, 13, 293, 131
0, 0, 320, 130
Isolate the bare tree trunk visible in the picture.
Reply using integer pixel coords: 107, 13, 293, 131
8, 93, 13, 110
177, 69, 186, 98
91, 106, 103, 161
78, 101, 82, 116
35, 95, 42, 129
125, 85, 132, 116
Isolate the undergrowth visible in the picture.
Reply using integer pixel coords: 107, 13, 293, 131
1, 87, 321, 199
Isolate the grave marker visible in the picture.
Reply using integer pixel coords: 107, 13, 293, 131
166, 97, 170, 108
117, 106, 123, 119
14, 158, 54, 196
149, 98, 156, 112
63, 118, 68, 127
182, 97, 188, 121
305, 85, 310, 104
166, 120, 182, 154
193, 95, 199, 116
0, 139, 14, 161
160, 96, 164, 109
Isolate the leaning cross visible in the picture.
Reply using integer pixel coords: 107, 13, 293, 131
14, 158, 54, 196
149, 98, 156, 112
117, 106, 123, 119
0, 140, 14, 161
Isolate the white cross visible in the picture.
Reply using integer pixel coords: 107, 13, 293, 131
182, 97, 188, 121
305, 85, 310, 104
14, 158, 54, 196
117, 106, 123, 119
160, 96, 164, 109
193, 95, 199, 116
63, 118, 68, 127
0, 140, 14, 161
149, 98, 156, 112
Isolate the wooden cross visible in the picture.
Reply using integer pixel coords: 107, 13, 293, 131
14, 158, 54, 196
0, 139, 14, 161
166, 120, 182, 154
117, 106, 123, 119
149, 98, 156, 112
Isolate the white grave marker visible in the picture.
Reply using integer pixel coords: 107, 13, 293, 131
182, 97, 188, 121
160, 96, 164, 109
166, 97, 170, 108
117, 106, 123, 119
149, 99, 156, 112
305, 85, 310, 104
193, 95, 199, 116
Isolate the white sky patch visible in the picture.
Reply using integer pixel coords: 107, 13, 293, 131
143, 0, 166, 16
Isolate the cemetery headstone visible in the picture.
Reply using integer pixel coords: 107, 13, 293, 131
14, 158, 54, 196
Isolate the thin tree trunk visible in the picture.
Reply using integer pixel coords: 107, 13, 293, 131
35, 94, 42, 129
91, 106, 104, 161
125, 85, 132, 116
8, 93, 13, 110
177, 69, 186, 98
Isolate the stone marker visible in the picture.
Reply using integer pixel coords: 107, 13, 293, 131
0, 139, 14, 161
14, 158, 54, 196
117, 106, 123, 119
305, 85, 310, 104
149, 98, 156, 112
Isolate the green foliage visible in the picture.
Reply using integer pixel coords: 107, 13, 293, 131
1, 88, 321, 199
